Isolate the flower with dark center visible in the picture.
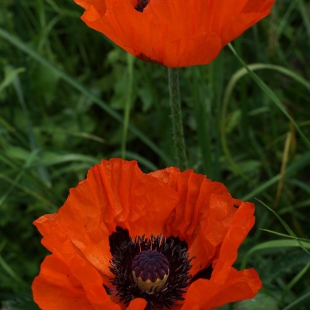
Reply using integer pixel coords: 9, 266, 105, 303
109, 230, 194, 309
32, 158, 262, 310
73, 0, 275, 67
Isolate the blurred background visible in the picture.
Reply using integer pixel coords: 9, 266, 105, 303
0, 0, 310, 309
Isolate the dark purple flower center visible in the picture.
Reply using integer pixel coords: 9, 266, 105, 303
132, 249, 170, 282
108, 227, 213, 309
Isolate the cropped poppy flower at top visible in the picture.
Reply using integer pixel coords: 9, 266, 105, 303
73, 0, 274, 68
32, 158, 261, 310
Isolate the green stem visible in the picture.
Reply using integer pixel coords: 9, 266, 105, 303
192, 66, 212, 177
168, 68, 188, 170
121, 54, 134, 159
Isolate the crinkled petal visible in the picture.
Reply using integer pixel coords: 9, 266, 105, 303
57, 159, 178, 274
74, 0, 274, 67
68, 255, 118, 309
212, 201, 255, 280
220, 11, 273, 46
181, 267, 262, 310
32, 255, 120, 310
187, 195, 243, 276
150, 168, 243, 276
34, 214, 78, 262
180, 202, 259, 309
151, 168, 230, 241
74, 0, 106, 11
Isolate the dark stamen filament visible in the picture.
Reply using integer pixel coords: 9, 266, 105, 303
135, 0, 149, 12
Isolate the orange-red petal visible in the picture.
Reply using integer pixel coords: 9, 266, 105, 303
181, 267, 262, 310
126, 298, 147, 309
74, 0, 274, 67
212, 201, 255, 274
150, 167, 246, 277
179, 202, 260, 309
32, 255, 120, 310
56, 159, 179, 276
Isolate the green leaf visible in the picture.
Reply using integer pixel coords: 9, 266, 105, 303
1, 297, 39, 310
228, 44, 310, 150
241, 240, 310, 269
0, 67, 25, 93
234, 292, 279, 310
282, 289, 310, 310
0, 27, 173, 165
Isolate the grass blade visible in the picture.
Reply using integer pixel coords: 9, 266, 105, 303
0, 27, 173, 165
228, 44, 310, 150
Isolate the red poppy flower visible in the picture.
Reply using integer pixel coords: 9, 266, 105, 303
32, 158, 261, 309
73, 0, 274, 67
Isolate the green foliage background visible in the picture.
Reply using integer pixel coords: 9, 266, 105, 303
0, 0, 310, 309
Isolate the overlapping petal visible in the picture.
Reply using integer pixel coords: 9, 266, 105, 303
32, 254, 122, 310
73, 0, 274, 67
182, 268, 261, 310
33, 158, 261, 309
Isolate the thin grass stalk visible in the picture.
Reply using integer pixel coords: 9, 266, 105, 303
275, 132, 292, 207
192, 66, 212, 177
209, 55, 223, 181
121, 54, 134, 159
0, 28, 174, 165
168, 68, 188, 170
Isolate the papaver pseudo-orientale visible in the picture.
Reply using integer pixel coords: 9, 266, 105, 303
32, 158, 261, 310
73, 0, 274, 67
